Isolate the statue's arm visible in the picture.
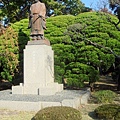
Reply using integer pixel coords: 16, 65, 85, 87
41, 3, 47, 29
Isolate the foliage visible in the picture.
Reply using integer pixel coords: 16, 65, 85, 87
0, 19, 29, 82
0, 0, 32, 23
109, 0, 120, 22
61, 0, 87, 15
0, 0, 89, 23
92, 90, 117, 103
65, 63, 99, 88
0, 27, 19, 81
63, 12, 120, 88
95, 104, 120, 120
32, 106, 82, 120
0, 23, 5, 35
48, 12, 119, 88
1, 12, 120, 87
45, 15, 76, 84
115, 111, 120, 120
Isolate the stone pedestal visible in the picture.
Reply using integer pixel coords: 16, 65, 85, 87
12, 41, 63, 95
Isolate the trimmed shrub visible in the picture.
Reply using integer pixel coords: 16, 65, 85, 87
115, 111, 120, 120
1, 12, 120, 87
0, 19, 29, 82
32, 106, 82, 120
92, 90, 117, 104
95, 104, 120, 120
0, 27, 19, 81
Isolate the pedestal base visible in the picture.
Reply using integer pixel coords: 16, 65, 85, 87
12, 83, 63, 95
12, 42, 63, 95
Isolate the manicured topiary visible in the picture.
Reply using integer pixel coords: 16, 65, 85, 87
95, 104, 120, 120
115, 111, 120, 120
1, 12, 120, 87
32, 106, 82, 120
92, 90, 117, 104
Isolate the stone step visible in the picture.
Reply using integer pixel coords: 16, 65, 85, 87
0, 89, 91, 111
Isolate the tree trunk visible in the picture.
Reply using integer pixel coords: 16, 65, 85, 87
89, 82, 95, 92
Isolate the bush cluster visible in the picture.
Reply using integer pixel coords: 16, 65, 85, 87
0, 27, 19, 81
1, 12, 120, 87
32, 106, 82, 120
95, 104, 120, 120
0, 19, 29, 82
92, 90, 117, 103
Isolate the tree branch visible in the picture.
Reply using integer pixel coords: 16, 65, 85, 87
83, 37, 120, 59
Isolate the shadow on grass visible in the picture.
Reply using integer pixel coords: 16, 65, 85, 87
88, 111, 98, 120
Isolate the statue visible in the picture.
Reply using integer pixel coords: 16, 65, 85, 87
28, 0, 46, 40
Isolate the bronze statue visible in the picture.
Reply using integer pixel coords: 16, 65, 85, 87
28, 0, 46, 40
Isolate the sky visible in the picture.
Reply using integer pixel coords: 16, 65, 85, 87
81, 0, 111, 12
81, 0, 102, 10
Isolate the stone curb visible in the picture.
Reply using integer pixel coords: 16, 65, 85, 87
0, 89, 91, 111
80, 88, 91, 104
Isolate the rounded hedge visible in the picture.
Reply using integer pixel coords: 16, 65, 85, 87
1, 12, 120, 87
92, 90, 117, 104
95, 104, 120, 120
32, 106, 82, 120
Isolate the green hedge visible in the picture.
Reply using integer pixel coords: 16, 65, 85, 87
0, 12, 120, 88
92, 90, 117, 103
32, 106, 82, 120
95, 104, 120, 120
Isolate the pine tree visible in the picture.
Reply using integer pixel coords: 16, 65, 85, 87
0, 0, 88, 23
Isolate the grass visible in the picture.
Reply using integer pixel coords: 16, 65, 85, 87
0, 109, 35, 120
